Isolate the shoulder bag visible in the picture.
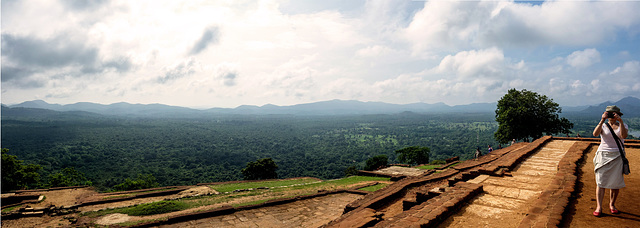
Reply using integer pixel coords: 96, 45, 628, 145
605, 122, 630, 175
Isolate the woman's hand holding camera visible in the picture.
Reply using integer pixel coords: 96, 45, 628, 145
602, 111, 620, 121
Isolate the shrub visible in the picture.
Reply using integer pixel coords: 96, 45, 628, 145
113, 174, 159, 191
124, 201, 188, 216
364, 155, 388, 171
430, 160, 446, 165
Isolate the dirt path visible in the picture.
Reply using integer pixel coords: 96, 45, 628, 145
562, 146, 640, 227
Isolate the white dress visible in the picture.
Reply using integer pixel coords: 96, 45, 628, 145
594, 123, 627, 189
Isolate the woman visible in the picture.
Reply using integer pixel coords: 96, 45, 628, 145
591, 105, 628, 217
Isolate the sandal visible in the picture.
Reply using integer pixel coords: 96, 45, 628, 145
593, 211, 602, 217
611, 209, 620, 214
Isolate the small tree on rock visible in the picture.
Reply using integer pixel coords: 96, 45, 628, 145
242, 158, 278, 180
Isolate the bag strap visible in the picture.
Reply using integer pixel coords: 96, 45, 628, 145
605, 122, 627, 161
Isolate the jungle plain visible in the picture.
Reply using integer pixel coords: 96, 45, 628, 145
1, 101, 637, 192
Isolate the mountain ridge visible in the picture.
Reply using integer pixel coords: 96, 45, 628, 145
4, 96, 639, 117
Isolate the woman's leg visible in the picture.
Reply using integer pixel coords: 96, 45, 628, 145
595, 186, 605, 212
610, 188, 620, 210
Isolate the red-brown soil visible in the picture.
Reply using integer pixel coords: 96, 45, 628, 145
563, 146, 640, 227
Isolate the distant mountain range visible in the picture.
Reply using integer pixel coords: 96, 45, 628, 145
3, 96, 639, 118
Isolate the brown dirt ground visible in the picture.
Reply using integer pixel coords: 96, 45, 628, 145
2, 180, 382, 227
562, 146, 640, 227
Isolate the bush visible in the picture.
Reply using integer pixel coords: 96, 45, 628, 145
242, 158, 278, 180
395, 146, 430, 165
48, 167, 92, 188
344, 165, 360, 177
364, 155, 388, 171
430, 160, 446, 165
113, 174, 159, 191
2, 148, 42, 192
124, 201, 188, 216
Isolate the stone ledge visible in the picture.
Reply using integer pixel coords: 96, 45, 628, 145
374, 182, 483, 227
328, 138, 551, 227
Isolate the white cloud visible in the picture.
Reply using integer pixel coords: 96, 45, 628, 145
567, 49, 601, 68
435, 48, 505, 78
2, 0, 640, 108
405, 1, 640, 53
356, 45, 393, 57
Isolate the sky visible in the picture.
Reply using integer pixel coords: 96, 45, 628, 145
2, 0, 639, 109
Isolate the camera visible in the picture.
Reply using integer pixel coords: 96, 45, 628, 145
607, 112, 615, 118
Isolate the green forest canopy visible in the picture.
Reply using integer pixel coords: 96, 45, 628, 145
2, 108, 637, 192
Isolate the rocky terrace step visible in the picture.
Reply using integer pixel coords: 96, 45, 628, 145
482, 185, 541, 200
437, 139, 575, 228
468, 193, 526, 210
481, 177, 546, 191
516, 163, 558, 171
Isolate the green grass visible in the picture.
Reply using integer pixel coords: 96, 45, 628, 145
82, 176, 392, 221
210, 178, 320, 193
2, 205, 22, 213
83, 201, 190, 217
280, 176, 389, 190
232, 199, 270, 207
102, 188, 177, 199
325, 176, 389, 185
416, 164, 441, 170
358, 183, 388, 192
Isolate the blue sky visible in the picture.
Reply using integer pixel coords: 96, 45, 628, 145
2, 0, 639, 108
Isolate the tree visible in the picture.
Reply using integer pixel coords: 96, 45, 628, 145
113, 174, 160, 191
48, 167, 92, 188
364, 155, 388, 171
494, 89, 573, 144
241, 158, 278, 180
396, 146, 430, 165
344, 165, 360, 177
2, 148, 42, 192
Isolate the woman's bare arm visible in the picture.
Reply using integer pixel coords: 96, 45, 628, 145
593, 112, 607, 137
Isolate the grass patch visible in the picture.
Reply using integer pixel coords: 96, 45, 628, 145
233, 199, 270, 207
416, 164, 441, 170
125, 201, 189, 216
281, 176, 389, 190
325, 176, 389, 185
358, 183, 388, 192
210, 178, 320, 193
102, 188, 177, 200
2, 205, 22, 213
82, 176, 392, 220
83, 201, 189, 217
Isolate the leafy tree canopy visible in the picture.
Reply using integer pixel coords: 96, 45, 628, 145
1, 148, 42, 192
344, 165, 360, 177
494, 89, 573, 144
241, 158, 278, 180
48, 167, 92, 188
396, 146, 430, 165
364, 155, 388, 171
113, 174, 160, 191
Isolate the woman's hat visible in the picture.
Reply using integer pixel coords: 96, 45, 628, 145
605, 105, 623, 116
